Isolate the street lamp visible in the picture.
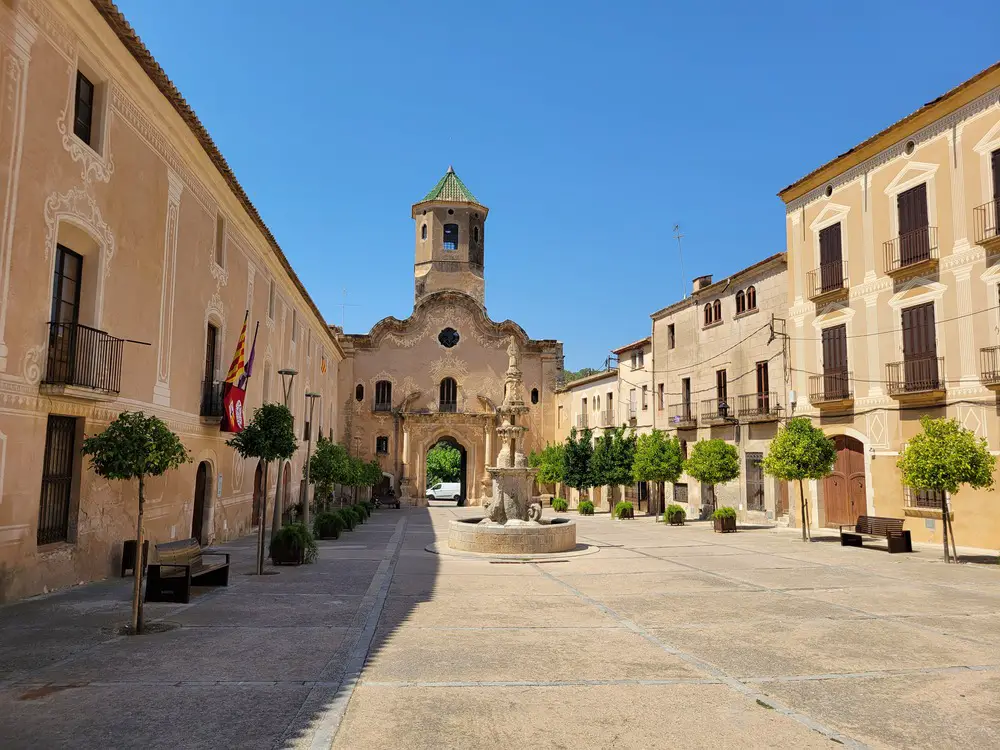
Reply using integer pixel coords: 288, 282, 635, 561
302, 392, 321, 529
271, 368, 298, 541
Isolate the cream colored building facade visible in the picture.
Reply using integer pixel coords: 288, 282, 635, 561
336, 169, 563, 506
553, 369, 618, 509
0, 0, 341, 602
780, 62, 1000, 549
651, 254, 789, 523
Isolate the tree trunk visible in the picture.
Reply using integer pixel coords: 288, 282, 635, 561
798, 479, 807, 542
257, 462, 269, 575
131, 475, 145, 634
271, 461, 283, 543
941, 493, 950, 563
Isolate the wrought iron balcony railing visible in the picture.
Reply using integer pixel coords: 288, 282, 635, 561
737, 392, 781, 421
700, 398, 734, 424
974, 198, 1000, 250
886, 356, 944, 396
808, 371, 853, 404
599, 409, 615, 427
373, 401, 393, 413
43, 321, 124, 394
200, 379, 225, 417
806, 260, 848, 300
668, 403, 697, 429
576, 413, 589, 429
883, 226, 938, 274
980, 346, 1000, 386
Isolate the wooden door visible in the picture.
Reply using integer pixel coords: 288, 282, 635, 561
901, 303, 938, 390
993, 149, 1000, 228
822, 324, 849, 398
192, 462, 208, 543
819, 222, 843, 291
777, 480, 789, 517
823, 436, 866, 527
897, 183, 929, 264
745, 452, 764, 511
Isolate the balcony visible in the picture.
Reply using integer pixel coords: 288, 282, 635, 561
806, 261, 849, 303
883, 226, 938, 276
599, 409, 615, 427
41, 322, 124, 399
668, 403, 697, 429
980, 346, 1000, 389
700, 398, 734, 425
439, 401, 458, 414
373, 401, 393, 413
628, 405, 638, 426
200, 379, 225, 418
808, 371, 854, 408
737, 392, 781, 422
886, 356, 945, 401
576, 414, 589, 429
974, 199, 1000, 253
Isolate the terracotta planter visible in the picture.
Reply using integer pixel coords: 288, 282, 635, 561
713, 516, 737, 533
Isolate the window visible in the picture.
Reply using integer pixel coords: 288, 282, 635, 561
594, 395, 600, 411
819, 223, 843, 293
440, 377, 458, 412
204, 324, 218, 383
735, 290, 746, 315
680, 440, 688, 461
581, 397, 588, 414
374, 380, 392, 411
443, 223, 459, 250
681, 377, 692, 412
214, 214, 225, 267
822, 324, 849, 399
713, 299, 722, 322
38, 415, 79, 545
703, 304, 712, 326
438, 327, 460, 347
674, 482, 688, 503
421, 223, 427, 240
638, 349, 644, 368
291, 310, 297, 342
716, 369, 728, 409
473, 225, 480, 243
74, 71, 95, 146
641, 385, 648, 410
558, 405, 564, 427
658, 383, 665, 410
745, 286, 757, 311
756, 361, 769, 397
355, 383, 364, 402
896, 183, 931, 265
668, 324, 675, 349
631, 351, 638, 369
268, 280, 275, 320
606, 390, 614, 420
629, 389, 637, 416
531, 387, 539, 404
51, 245, 82, 326
900, 302, 939, 390
376, 436, 389, 455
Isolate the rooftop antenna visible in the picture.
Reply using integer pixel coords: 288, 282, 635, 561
673, 224, 686, 299
335, 288, 361, 330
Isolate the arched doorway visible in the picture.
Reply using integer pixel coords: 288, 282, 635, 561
425, 436, 467, 504
252, 461, 264, 528
282, 461, 292, 515
823, 435, 866, 527
192, 461, 211, 543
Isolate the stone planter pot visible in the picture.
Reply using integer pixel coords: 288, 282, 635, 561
667, 512, 685, 526
713, 516, 737, 533
271, 544, 305, 565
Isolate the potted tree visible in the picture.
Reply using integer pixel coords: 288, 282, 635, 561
269, 523, 317, 565
762, 417, 837, 541
591, 427, 636, 512
684, 439, 739, 523
712, 505, 738, 533
563, 427, 596, 510
665, 504, 687, 525
227, 403, 298, 574
633, 429, 684, 519
82, 411, 190, 634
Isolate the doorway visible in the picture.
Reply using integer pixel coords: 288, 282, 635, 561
192, 461, 211, 543
823, 435, 866, 527
425, 436, 467, 504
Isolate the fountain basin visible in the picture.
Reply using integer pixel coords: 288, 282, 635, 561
448, 517, 577, 554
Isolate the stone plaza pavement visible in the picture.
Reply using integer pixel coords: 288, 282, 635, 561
1, 505, 999, 749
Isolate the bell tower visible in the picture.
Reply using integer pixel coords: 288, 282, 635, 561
412, 167, 488, 306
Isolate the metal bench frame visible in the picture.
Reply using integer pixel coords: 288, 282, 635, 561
840, 515, 913, 554
145, 538, 231, 603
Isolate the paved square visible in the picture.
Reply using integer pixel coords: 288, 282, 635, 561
2, 505, 999, 749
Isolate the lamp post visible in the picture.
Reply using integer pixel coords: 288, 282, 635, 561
271, 368, 297, 541
302, 392, 321, 529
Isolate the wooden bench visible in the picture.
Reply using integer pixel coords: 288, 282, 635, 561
145, 538, 230, 603
840, 515, 912, 554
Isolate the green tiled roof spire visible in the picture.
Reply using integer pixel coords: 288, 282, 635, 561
421, 165, 478, 203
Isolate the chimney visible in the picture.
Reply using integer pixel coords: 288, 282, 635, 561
693, 275, 713, 294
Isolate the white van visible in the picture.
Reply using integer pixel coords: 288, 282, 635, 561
426, 482, 462, 501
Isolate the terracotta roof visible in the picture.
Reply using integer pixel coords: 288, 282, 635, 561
419, 166, 479, 204
611, 337, 650, 355
778, 61, 1000, 202
89, 1, 344, 358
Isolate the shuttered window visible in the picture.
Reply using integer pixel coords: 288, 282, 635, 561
819, 223, 844, 293
897, 183, 930, 265
822, 324, 849, 399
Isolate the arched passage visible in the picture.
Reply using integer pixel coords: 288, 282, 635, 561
425, 436, 467, 505
192, 461, 212, 543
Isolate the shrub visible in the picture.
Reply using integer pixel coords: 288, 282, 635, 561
664, 503, 686, 524
552, 498, 568, 512
313, 511, 344, 540
712, 506, 737, 520
269, 523, 318, 564
349, 506, 365, 524
614, 501, 635, 520
363, 500, 375, 513
578, 500, 595, 516
353, 503, 370, 519
336, 508, 356, 531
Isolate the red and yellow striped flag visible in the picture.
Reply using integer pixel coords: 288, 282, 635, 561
224, 312, 248, 385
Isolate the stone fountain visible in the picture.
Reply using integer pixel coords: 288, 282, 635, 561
447, 337, 576, 555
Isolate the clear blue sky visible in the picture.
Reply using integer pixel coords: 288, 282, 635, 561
116, 0, 998, 371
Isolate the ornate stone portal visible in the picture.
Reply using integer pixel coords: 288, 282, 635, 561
447, 337, 576, 554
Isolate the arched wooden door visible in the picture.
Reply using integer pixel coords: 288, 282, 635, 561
823, 436, 866, 527
192, 462, 210, 543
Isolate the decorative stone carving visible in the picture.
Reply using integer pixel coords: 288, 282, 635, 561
57, 65, 114, 184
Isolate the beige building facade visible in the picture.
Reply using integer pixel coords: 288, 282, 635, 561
0, 0, 342, 602
336, 169, 563, 506
780, 62, 1000, 549
651, 254, 789, 523
553, 368, 618, 509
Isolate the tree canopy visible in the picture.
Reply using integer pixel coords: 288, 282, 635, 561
762, 417, 837, 481
82, 411, 190, 481
590, 426, 636, 488
897, 416, 996, 495
426, 441, 461, 486
563, 367, 602, 383
529, 442, 565, 485
684, 439, 739, 487
632, 429, 684, 485
563, 427, 595, 491
310, 437, 352, 498
227, 403, 297, 463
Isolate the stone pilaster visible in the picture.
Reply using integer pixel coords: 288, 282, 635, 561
153, 169, 184, 405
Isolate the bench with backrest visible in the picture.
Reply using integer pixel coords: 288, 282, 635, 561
840, 515, 912, 554
145, 538, 230, 603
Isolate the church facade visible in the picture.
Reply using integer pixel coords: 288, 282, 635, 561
335, 169, 563, 505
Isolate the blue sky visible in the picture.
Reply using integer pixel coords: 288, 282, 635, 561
116, 0, 998, 371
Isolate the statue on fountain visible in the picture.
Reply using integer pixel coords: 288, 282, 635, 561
482, 337, 542, 525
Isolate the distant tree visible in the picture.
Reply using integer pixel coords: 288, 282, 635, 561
761, 417, 837, 541
684, 439, 739, 515
227, 403, 297, 574
426, 441, 462, 487
564, 367, 602, 383
82, 411, 190, 634
529, 442, 566, 490
897, 416, 996, 562
310, 437, 351, 512
632, 430, 684, 515
563, 427, 596, 502
590, 427, 636, 510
